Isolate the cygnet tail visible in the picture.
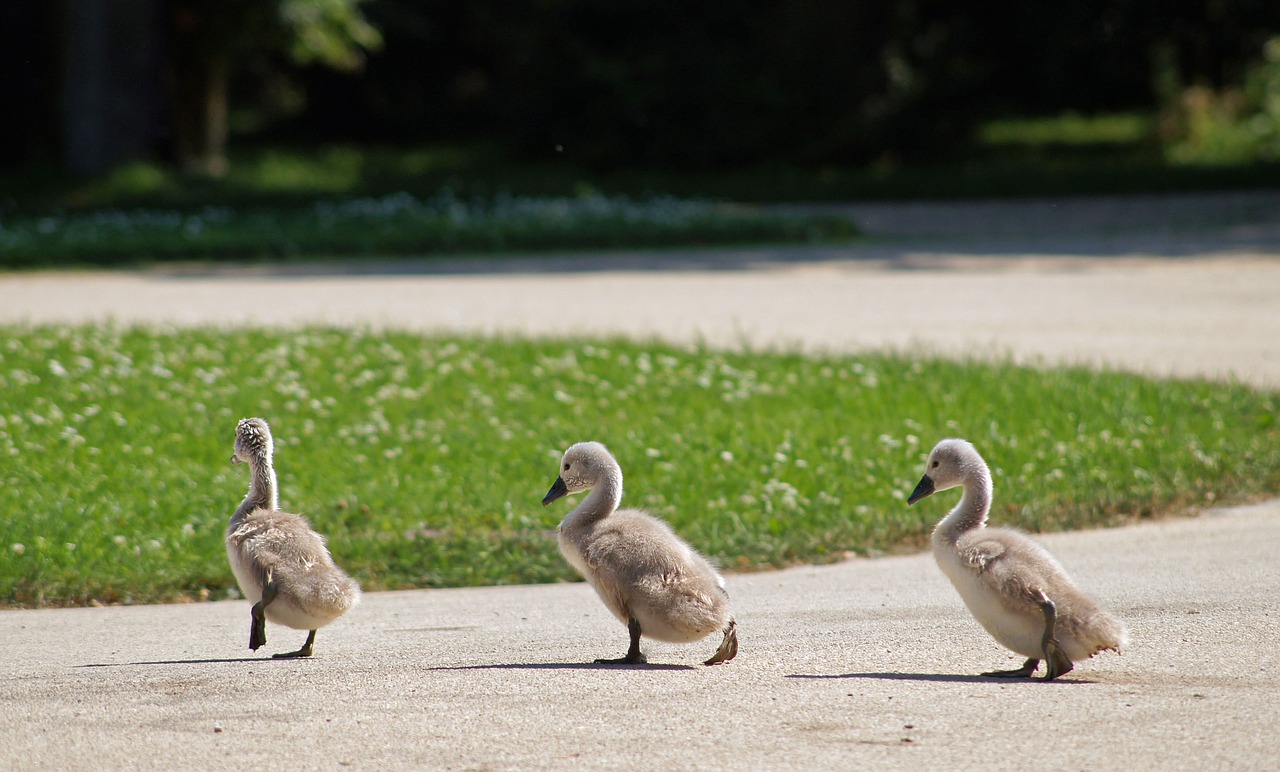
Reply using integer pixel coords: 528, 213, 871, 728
1082, 609, 1129, 656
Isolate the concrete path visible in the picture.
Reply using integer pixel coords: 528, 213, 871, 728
2, 500, 1276, 770
1, 191, 1278, 770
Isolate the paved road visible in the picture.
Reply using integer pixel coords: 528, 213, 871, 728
2, 191, 1278, 770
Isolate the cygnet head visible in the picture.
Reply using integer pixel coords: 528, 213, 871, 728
907, 438, 982, 505
541, 441, 616, 506
232, 417, 273, 466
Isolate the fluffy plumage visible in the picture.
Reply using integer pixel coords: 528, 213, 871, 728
228, 417, 360, 658
542, 441, 738, 665
908, 438, 1127, 680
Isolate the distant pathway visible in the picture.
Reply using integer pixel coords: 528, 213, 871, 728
3, 190, 1279, 387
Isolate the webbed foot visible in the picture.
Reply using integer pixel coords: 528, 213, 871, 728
1034, 592, 1074, 681
248, 604, 267, 651
703, 619, 738, 666
1041, 639, 1074, 681
595, 652, 648, 665
248, 582, 277, 652
982, 657, 1040, 678
271, 630, 317, 659
595, 617, 646, 665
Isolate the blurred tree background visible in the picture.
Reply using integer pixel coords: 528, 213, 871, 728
2, 0, 1280, 186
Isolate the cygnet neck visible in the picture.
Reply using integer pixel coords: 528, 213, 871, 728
233, 453, 279, 523
567, 465, 623, 525
935, 463, 992, 543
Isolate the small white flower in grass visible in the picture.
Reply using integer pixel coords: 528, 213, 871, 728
48, 360, 69, 377
10, 543, 24, 555
114, 535, 127, 546
645, 448, 661, 458
720, 451, 734, 463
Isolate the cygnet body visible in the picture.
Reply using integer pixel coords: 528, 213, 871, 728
542, 441, 738, 665
908, 438, 1127, 680
227, 417, 360, 658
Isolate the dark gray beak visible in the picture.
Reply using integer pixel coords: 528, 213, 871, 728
542, 476, 569, 507
907, 474, 935, 506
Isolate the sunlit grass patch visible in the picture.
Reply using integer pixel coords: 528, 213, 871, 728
977, 112, 1156, 149
1, 325, 1276, 607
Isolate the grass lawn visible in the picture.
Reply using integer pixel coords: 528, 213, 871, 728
2, 325, 1277, 608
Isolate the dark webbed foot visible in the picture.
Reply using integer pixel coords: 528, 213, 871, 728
703, 619, 738, 666
248, 604, 268, 651
982, 657, 1040, 678
1041, 639, 1074, 681
595, 652, 648, 665
1035, 592, 1074, 681
248, 582, 277, 652
596, 617, 646, 665
272, 630, 317, 659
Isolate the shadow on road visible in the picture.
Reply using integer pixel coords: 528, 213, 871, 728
429, 661, 696, 672
787, 671, 1093, 685
79, 657, 294, 667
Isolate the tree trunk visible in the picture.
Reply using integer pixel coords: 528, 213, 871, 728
60, 0, 164, 176
169, 48, 230, 176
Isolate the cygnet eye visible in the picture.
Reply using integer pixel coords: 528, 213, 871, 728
931, 460, 940, 468
563, 462, 571, 471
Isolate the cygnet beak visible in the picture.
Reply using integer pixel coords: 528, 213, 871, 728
907, 474, 935, 505
542, 476, 569, 507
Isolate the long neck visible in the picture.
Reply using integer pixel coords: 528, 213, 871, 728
564, 466, 623, 527
935, 465, 992, 543
233, 456, 278, 522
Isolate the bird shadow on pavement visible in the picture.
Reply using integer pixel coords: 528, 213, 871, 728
428, 661, 695, 672
79, 657, 297, 667
787, 672, 1093, 685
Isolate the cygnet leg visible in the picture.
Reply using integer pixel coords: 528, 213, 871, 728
248, 582, 278, 651
1035, 594, 1074, 681
273, 629, 316, 659
596, 618, 647, 665
703, 619, 738, 665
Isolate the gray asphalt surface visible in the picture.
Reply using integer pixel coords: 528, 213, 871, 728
2, 191, 1279, 770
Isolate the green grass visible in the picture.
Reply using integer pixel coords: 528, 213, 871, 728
3, 112, 1280, 270
2, 325, 1277, 608
977, 112, 1156, 150
4, 110, 1280, 234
